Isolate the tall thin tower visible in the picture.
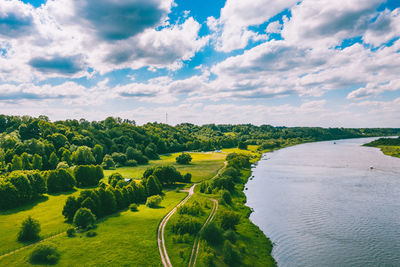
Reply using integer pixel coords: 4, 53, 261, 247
166, 112, 168, 124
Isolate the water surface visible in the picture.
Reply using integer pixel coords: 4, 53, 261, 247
246, 138, 400, 267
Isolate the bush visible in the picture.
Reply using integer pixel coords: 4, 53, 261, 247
73, 208, 96, 229
176, 153, 192, 164
172, 215, 202, 235
129, 203, 138, 212
125, 159, 138, 167
222, 190, 232, 205
66, 228, 75, 237
220, 210, 240, 230
200, 222, 223, 245
146, 195, 162, 208
29, 244, 60, 265
86, 230, 97, 237
223, 240, 241, 266
18, 216, 40, 242
177, 201, 203, 216
224, 230, 237, 244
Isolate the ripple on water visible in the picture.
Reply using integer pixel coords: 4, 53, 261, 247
246, 138, 400, 267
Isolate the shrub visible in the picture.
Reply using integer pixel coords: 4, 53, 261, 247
73, 208, 96, 229
200, 222, 223, 245
222, 190, 232, 205
129, 203, 138, 212
29, 244, 60, 265
172, 215, 202, 235
18, 216, 40, 242
66, 228, 75, 237
176, 153, 192, 164
220, 210, 240, 230
146, 195, 162, 208
86, 230, 97, 237
177, 201, 203, 216
125, 159, 138, 167
102, 154, 115, 170
223, 240, 241, 266
224, 230, 237, 244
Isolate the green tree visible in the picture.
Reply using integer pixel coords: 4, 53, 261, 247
18, 216, 41, 242
102, 154, 115, 169
73, 208, 96, 228
21, 152, 31, 170
146, 175, 162, 196
72, 146, 95, 165
0, 181, 19, 210
220, 210, 241, 230
201, 222, 223, 245
29, 244, 60, 265
48, 152, 59, 170
11, 155, 23, 171
32, 154, 43, 170
62, 196, 80, 222
61, 149, 72, 165
176, 153, 192, 164
92, 144, 104, 165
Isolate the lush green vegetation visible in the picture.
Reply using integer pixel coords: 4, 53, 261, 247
364, 137, 400, 158
1, 114, 400, 266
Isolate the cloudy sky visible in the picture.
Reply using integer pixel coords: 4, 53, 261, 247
0, 0, 399, 127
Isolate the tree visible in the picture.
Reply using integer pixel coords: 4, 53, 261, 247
108, 172, 124, 187
11, 155, 22, 171
223, 240, 241, 266
146, 175, 162, 196
73, 208, 96, 228
92, 144, 104, 165
61, 150, 72, 165
200, 222, 223, 245
183, 173, 192, 183
102, 154, 115, 169
21, 152, 31, 170
0, 181, 19, 210
29, 244, 60, 265
18, 216, 41, 242
237, 141, 247, 150
48, 152, 59, 170
102, 188, 117, 215
220, 210, 240, 230
74, 165, 103, 187
72, 146, 95, 165
62, 196, 80, 222
32, 154, 43, 170
176, 153, 192, 164
146, 195, 162, 208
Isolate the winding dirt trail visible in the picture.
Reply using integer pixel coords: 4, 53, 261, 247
187, 198, 218, 267
158, 161, 227, 267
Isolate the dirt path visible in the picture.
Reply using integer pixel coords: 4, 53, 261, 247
158, 161, 227, 267
0, 231, 66, 260
187, 198, 218, 267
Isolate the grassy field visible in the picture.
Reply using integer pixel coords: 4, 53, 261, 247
165, 194, 213, 266
0, 190, 80, 256
0, 190, 187, 266
104, 151, 226, 183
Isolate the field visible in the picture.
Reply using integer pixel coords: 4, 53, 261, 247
104, 151, 226, 183
0, 190, 187, 266
376, 145, 400, 158
0, 190, 80, 256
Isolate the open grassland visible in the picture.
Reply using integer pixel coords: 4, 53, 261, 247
165, 194, 213, 266
0, 190, 80, 256
104, 151, 226, 183
0, 190, 187, 266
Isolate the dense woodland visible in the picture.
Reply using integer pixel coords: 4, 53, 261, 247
1, 114, 400, 211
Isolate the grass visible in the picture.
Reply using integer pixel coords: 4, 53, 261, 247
375, 145, 400, 158
0, 190, 80, 256
0, 190, 187, 266
165, 194, 213, 266
104, 151, 226, 183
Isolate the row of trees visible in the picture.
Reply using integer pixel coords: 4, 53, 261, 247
0, 165, 104, 210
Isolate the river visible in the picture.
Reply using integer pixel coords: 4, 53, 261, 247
245, 137, 400, 267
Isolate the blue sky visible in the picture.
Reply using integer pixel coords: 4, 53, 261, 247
0, 0, 400, 127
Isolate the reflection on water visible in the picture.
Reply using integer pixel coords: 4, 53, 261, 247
246, 138, 400, 267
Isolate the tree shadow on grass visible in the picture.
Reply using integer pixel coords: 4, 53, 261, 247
0, 195, 49, 215
47, 188, 77, 196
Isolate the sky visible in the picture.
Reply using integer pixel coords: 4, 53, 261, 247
0, 0, 400, 127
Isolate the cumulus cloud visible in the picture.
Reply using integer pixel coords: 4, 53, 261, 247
0, 0, 35, 38
29, 55, 86, 75
209, 0, 298, 52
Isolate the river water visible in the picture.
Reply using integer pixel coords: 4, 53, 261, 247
245, 138, 400, 267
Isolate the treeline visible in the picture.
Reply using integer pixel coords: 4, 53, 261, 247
364, 137, 400, 147
1, 115, 399, 175
62, 165, 190, 223
0, 165, 103, 210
